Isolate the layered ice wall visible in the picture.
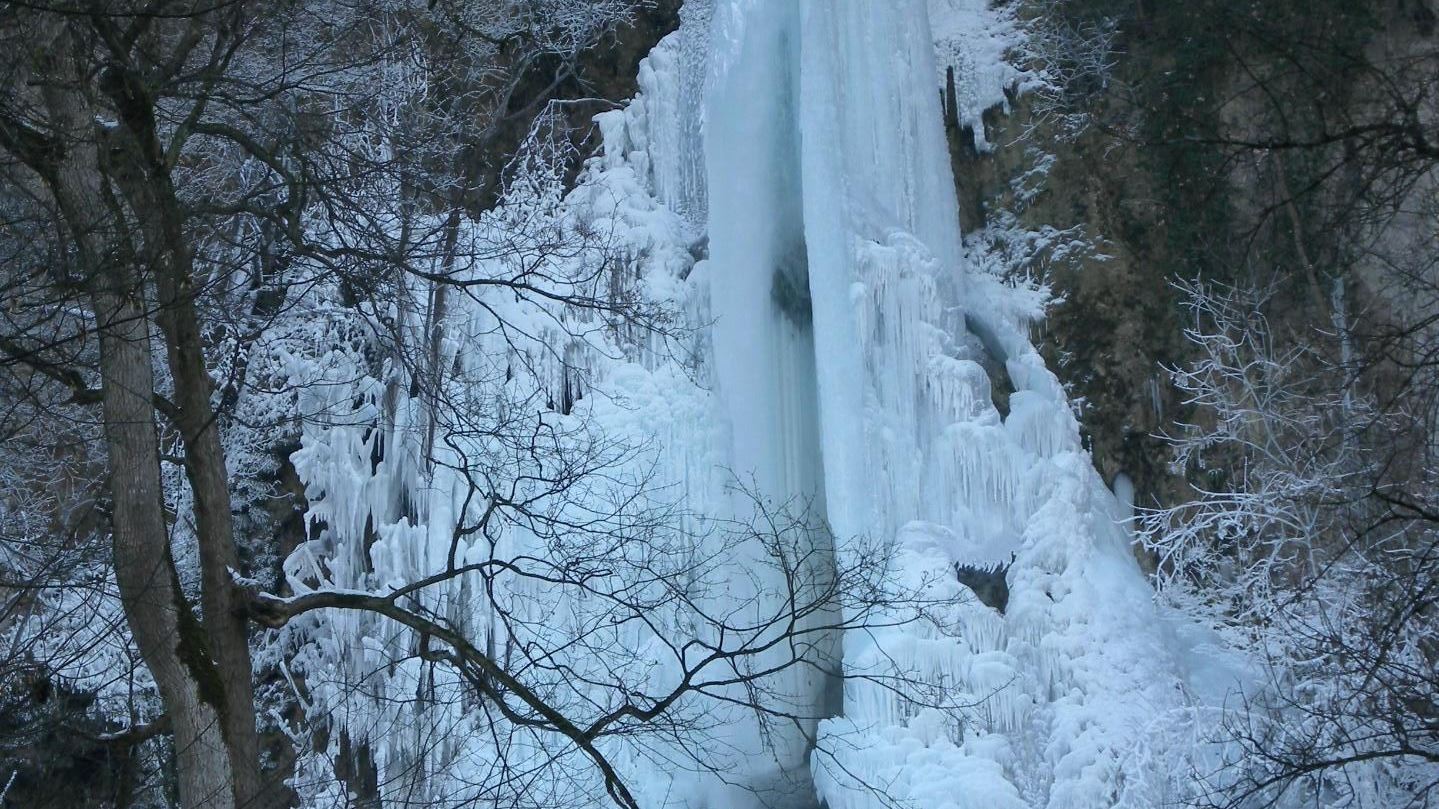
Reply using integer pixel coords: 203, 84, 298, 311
287, 1, 1209, 807
701, 2, 1200, 806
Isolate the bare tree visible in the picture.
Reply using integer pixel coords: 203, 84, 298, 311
0, 0, 653, 804
1140, 280, 1438, 808
1016, 0, 1122, 141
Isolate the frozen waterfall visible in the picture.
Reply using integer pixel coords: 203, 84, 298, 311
622, 1, 1218, 804
289, 1, 1220, 807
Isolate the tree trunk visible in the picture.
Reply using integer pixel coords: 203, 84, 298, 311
126, 144, 267, 809
25, 21, 247, 808
93, 289, 238, 809
152, 253, 268, 808
99, 47, 270, 807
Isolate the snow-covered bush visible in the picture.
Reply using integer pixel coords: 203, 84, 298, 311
1140, 279, 1438, 808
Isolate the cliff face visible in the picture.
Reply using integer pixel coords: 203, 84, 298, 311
943, 0, 1439, 531
946, 87, 1181, 522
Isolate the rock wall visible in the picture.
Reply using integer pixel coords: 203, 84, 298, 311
943, 0, 1439, 540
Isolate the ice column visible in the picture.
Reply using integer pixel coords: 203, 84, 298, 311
704, 1, 840, 801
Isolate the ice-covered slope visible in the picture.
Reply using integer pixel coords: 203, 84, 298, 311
284, 1, 1212, 807
782, 3, 1194, 808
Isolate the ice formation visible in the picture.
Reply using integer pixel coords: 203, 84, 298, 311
282, 1, 1218, 807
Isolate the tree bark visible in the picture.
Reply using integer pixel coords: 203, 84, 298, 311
87, 29, 270, 806
93, 289, 238, 809
107, 91, 267, 806
19, 20, 247, 809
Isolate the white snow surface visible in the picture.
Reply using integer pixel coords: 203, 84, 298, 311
282, 1, 1233, 807
927, 0, 1033, 151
